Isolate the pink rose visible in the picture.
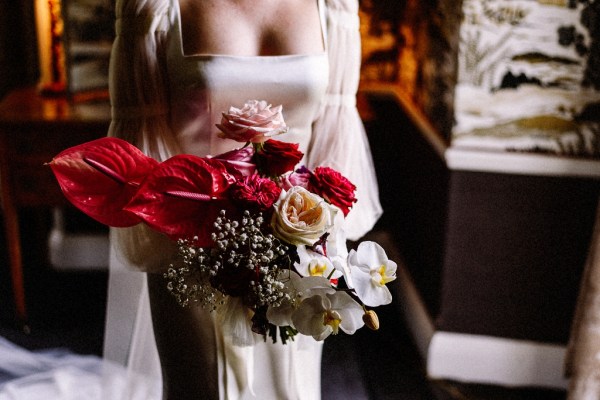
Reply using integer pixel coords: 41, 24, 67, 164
211, 147, 256, 177
216, 100, 288, 143
280, 166, 312, 191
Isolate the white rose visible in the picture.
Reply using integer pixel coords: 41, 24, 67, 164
271, 187, 337, 246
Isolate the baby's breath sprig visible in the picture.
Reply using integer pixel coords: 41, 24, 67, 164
164, 266, 225, 309
165, 210, 293, 314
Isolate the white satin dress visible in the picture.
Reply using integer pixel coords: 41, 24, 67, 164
103, 0, 382, 399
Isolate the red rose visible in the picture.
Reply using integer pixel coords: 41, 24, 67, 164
254, 139, 303, 177
231, 174, 282, 211
309, 166, 357, 216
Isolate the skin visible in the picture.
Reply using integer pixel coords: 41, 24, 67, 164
147, 1, 326, 399
177, 0, 325, 56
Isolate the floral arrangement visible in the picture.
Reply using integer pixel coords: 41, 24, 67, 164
49, 100, 396, 345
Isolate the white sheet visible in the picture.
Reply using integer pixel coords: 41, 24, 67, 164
0, 337, 160, 400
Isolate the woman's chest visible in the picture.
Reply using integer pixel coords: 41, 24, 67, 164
165, 53, 329, 157
175, 0, 325, 57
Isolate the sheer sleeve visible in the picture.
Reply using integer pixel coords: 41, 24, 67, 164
109, 0, 178, 158
108, 0, 179, 272
102, 1, 174, 393
308, 0, 383, 241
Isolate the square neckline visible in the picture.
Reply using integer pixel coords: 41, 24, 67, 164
173, 0, 327, 59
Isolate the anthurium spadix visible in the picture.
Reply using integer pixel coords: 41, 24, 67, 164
48, 137, 158, 227
124, 155, 237, 247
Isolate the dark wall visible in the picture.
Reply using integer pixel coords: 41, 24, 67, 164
437, 171, 597, 344
365, 94, 449, 315
0, 0, 39, 99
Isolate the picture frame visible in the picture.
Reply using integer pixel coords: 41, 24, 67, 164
62, 0, 114, 99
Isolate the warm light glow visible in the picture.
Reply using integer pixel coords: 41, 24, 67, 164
35, 0, 67, 95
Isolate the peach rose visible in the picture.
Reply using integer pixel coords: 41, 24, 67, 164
216, 100, 288, 143
271, 187, 337, 246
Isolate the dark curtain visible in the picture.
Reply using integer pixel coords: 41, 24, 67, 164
0, 0, 39, 99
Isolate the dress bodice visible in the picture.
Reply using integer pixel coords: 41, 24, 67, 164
165, 0, 329, 158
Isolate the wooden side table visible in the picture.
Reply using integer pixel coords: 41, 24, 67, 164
0, 86, 110, 328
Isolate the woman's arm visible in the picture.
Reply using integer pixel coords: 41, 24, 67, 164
109, 0, 180, 272
109, 0, 179, 160
309, 0, 383, 241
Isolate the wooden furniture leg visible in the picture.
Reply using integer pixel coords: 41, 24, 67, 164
0, 87, 111, 330
0, 133, 28, 331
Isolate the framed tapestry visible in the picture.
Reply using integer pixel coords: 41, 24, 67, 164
62, 0, 114, 97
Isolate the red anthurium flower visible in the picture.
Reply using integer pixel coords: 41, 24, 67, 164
124, 155, 236, 246
48, 137, 158, 227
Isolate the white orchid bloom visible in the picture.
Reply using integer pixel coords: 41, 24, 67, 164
325, 207, 349, 260
295, 275, 337, 300
295, 245, 343, 280
266, 272, 335, 327
291, 292, 364, 341
347, 241, 397, 307
331, 256, 350, 284
321, 207, 352, 285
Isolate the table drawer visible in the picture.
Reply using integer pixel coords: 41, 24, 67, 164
11, 163, 65, 206
7, 126, 108, 159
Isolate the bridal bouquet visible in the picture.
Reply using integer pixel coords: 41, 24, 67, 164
49, 100, 396, 345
